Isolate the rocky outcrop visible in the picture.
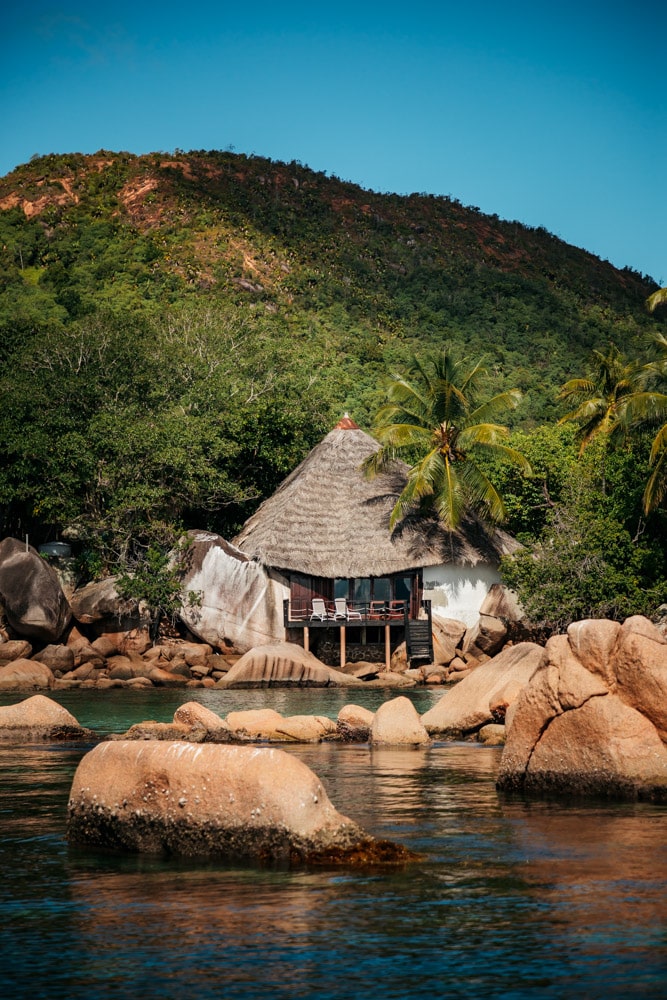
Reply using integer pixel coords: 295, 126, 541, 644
337, 704, 373, 741
32, 644, 75, 672
479, 583, 524, 622
497, 616, 667, 800
66, 740, 414, 864
421, 642, 544, 737
0, 694, 92, 739
218, 643, 363, 688
225, 708, 337, 742
0, 639, 33, 662
0, 658, 55, 690
69, 577, 151, 654
172, 701, 230, 734
177, 531, 286, 653
0, 538, 71, 642
371, 696, 431, 746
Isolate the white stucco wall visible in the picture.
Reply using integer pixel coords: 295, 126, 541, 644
422, 563, 502, 627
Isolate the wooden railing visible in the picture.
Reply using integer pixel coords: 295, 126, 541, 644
283, 599, 431, 628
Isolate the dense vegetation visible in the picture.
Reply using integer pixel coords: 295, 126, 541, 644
0, 149, 665, 628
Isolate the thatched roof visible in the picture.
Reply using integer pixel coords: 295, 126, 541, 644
233, 419, 519, 579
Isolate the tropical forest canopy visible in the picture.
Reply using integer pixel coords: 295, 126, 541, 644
1, 149, 665, 626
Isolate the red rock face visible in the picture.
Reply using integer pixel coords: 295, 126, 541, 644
497, 616, 667, 800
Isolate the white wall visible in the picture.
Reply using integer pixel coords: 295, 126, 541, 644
422, 563, 501, 628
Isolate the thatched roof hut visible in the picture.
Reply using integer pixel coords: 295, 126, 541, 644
233, 418, 517, 579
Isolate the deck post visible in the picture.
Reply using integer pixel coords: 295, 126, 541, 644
340, 626, 346, 668
384, 624, 391, 671
303, 626, 309, 653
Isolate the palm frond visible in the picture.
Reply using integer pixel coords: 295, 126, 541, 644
649, 422, 667, 466
374, 422, 433, 450
558, 377, 597, 401
475, 441, 533, 475
467, 389, 522, 425
389, 448, 443, 529
457, 461, 506, 523
433, 456, 466, 529
643, 446, 667, 513
622, 391, 667, 430
646, 287, 667, 313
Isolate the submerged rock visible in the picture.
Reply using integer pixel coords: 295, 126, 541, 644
371, 696, 430, 746
0, 694, 92, 740
66, 740, 415, 865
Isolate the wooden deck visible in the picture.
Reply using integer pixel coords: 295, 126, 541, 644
283, 599, 410, 628
283, 599, 433, 668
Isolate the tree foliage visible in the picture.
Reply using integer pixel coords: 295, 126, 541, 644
364, 346, 529, 529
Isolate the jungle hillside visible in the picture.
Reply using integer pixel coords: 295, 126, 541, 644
1, 149, 665, 626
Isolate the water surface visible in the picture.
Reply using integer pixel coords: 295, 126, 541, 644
1, 689, 666, 998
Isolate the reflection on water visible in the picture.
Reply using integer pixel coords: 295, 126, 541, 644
1, 690, 666, 998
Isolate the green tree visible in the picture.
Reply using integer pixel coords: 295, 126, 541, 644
500, 445, 666, 633
116, 536, 201, 642
557, 343, 638, 454
364, 346, 530, 530
622, 333, 667, 514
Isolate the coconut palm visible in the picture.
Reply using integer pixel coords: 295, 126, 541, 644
557, 343, 639, 454
646, 288, 667, 313
364, 347, 530, 531
621, 333, 667, 513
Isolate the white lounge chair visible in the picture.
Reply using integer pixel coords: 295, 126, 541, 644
333, 597, 362, 621
310, 599, 329, 621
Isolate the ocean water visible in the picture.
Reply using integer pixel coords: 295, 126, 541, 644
1, 688, 666, 999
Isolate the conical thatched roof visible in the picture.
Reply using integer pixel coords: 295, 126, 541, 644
233, 419, 518, 579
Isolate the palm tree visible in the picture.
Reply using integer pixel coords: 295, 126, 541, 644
557, 344, 639, 455
364, 347, 530, 531
622, 333, 667, 513
646, 288, 667, 313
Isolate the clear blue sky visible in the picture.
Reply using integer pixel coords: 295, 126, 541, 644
1, 0, 664, 283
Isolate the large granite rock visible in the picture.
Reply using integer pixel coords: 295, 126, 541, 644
218, 643, 363, 688
0, 694, 91, 739
69, 577, 151, 653
0, 537, 71, 642
177, 532, 286, 653
371, 696, 430, 745
0, 658, 55, 690
32, 644, 75, 673
66, 740, 414, 864
497, 616, 667, 800
0, 639, 33, 662
479, 583, 524, 622
421, 642, 545, 737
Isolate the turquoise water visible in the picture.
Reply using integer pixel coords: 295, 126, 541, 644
1, 689, 667, 999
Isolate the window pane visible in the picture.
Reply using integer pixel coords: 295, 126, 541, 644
372, 578, 390, 600
334, 578, 349, 599
353, 578, 371, 603
394, 576, 412, 602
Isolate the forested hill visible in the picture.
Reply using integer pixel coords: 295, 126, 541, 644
1, 150, 660, 402
0, 149, 664, 560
